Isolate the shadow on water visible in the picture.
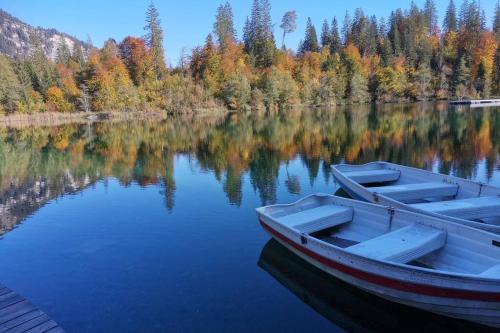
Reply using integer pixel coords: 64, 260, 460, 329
333, 187, 351, 198
258, 239, 497, 333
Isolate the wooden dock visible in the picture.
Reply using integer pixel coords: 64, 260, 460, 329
450, 99, 500, 107
0, 284, 64, 333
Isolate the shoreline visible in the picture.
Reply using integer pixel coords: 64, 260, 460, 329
1, 99, 496, 128
0, 108, 228, 128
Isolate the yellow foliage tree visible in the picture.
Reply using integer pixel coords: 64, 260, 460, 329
47, 86, 72, 112
85, 42, 137, 111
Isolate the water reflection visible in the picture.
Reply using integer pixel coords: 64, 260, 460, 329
258, 239, 496, 333
0, 102, 499, 234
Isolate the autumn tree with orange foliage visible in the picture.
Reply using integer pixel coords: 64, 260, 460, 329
84, 40, 137, 111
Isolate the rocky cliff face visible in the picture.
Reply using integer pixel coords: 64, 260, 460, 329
0, 9, 91, 59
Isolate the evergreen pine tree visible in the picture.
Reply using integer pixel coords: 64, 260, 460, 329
56, 39, 71, 66
424, 0, 437, 34
243, 16, 252, 52
27, 32, 54, 96
350, 8, 375, 55
279, 11, 297, 50
460, 0, 481, 36
247, 0, 275, 68
342, 11, 351, 46
300, 18, 319, 53
380, 38, 393, 67
71, 45, 85, 69
260, 0, 275, 64
454, 55, 471, 97
0, 54, 21, 113
367, 15, 378, 55
443, 0, 458, 33
378, 17, 393, 66
330, 17, 341, 54
477, 61, 491, 97
494, 2, 500, 40
320, 20, 331, 49
144, 1, 166, 79
214, 2, 236, 50
413, 62, 433, 99
492, 48, 500, 95
389, 13, 402, 55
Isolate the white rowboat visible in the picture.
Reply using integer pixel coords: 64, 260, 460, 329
256, 194, 500, 328
332, 161, 500, 234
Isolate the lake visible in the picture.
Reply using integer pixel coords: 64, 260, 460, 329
0, 103, 499, 332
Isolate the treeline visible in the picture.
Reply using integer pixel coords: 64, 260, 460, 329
0, 0, 500, 115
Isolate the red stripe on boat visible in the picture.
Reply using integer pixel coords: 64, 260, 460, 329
260, 219, 500, 302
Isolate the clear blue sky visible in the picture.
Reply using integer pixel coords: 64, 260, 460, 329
1, 0, 498, 65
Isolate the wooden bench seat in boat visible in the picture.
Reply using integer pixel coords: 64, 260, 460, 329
368, 182, 459, 201
410, 196, 500, 220
346, 224, 446, 263
343, 169, 400, 184
277, 205, 353, 234
480, 263, 500, 278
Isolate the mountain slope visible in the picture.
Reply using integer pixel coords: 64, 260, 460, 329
0, 9, 92, 59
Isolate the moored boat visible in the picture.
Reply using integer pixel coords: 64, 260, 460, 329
258, 239, 491, 332
332, 161, 500, 234
256, 194, 500, 328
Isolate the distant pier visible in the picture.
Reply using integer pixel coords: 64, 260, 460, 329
0, 283, 64, 332
450, 99, 500, 107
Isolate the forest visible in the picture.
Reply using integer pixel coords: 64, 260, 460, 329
0, 0, 499, 115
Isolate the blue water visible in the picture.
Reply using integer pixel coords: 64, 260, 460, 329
0, 157, 339, 332
0, 105, 498, 332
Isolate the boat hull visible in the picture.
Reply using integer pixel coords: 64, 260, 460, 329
259, 218, 500, 328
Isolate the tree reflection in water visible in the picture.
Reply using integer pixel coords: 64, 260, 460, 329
0, 102, 498, 234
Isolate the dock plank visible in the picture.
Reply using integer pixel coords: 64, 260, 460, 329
0, 284, 64, 333
0, 296, 24, 310
4, 314, 50, 333
23, 320, 59, 333
44, 327, 65, 333
0, 310, 44, 331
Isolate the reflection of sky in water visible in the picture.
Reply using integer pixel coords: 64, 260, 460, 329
0, 156, 339, 332
0, 104, 498, 332
431, 158, 500, 187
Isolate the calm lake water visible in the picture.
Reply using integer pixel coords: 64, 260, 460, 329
0, 103, 499, 332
